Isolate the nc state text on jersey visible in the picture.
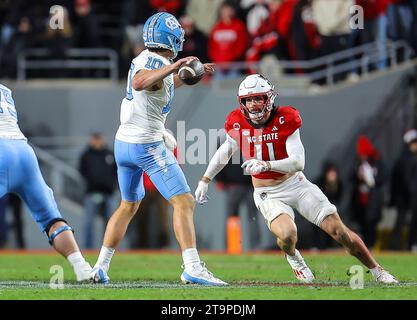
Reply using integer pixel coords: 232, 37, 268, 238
246, 132, 279, 143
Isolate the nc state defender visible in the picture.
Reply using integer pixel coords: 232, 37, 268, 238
195, 74, 398, 284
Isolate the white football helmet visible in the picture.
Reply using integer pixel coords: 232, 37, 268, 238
238, 74, 277, 122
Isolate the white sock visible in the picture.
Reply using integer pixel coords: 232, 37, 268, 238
370, 266, 382, 278
67, 251, 86, 268
287, 249, 301, 260
96, 246, 115, 272
182, 248, 200, 271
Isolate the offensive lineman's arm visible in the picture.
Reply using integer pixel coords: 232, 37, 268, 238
242, 129, 305, 174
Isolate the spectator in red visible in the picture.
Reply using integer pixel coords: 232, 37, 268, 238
350, 135, 386, 248
208, 1, 248, 79
150, 0, 187, 17
269, 0, 298, 59
245, 0, 298, 71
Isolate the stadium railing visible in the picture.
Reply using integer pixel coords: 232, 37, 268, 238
14, 41, 412, 86
213, 40, 414, 86
17, 48, 119, 82
31, 143, 86, 205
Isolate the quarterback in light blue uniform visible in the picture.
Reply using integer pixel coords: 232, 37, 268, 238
0, 84, 93, 282
92, 12, 227, 286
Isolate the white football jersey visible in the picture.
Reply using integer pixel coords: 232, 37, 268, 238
116, 50, 174, 144
0, 84, 26, 140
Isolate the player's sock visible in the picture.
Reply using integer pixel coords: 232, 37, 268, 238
68, 251, 92, 281
67, 251, 87, 268
287, 249, 302, 261
182, 248, 201, 272
369, 265, 383, 278
67, 251, 91, 274
96, 246, 115, 272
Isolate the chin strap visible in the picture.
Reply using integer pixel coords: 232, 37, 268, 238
48, 226, 74, 245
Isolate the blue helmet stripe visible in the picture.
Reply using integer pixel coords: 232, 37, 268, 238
148, 12, 164, 45
143, 12, 184, 57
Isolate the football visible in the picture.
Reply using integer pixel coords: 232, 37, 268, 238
178, 59, 205, 85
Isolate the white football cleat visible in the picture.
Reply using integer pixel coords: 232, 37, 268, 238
371, 267, 399, 284
181, 262, 228, 286
90, 266, 110, 284
286, 249, 315, 283
74, 261, 93, 282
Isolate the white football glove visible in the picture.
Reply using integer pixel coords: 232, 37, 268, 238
163, 129, 177, 152
241, 159, 270, 175
195, 180, 210, 205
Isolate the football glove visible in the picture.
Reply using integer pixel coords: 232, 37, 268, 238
241, 159, 270, 175
195, 180, 210, 205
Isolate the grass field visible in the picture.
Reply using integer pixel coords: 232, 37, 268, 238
0, 250, 416, 300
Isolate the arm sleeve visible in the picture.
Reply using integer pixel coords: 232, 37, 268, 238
203, 134, 239, 180
269, 129, 305, 173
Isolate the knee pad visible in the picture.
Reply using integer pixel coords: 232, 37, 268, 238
44, 218, 74, 245
47, 225, 74, 245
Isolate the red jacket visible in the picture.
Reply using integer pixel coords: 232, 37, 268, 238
208, 18, 248, 63
268, 0, 298, 38
356, 0, 389, 19
150, 0, 183, 15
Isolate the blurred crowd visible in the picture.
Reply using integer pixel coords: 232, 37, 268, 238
0, 0, 417, 79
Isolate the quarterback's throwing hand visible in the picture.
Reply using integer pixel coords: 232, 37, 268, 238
195, 180, 209, 205
241, 159, 270, 175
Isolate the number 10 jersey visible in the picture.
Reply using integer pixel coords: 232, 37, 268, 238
116, 50, 174, 144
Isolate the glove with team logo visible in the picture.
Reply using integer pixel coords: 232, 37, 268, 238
241, 159, 271, 175
163, 129, 177, 152
195, 180, 210, 205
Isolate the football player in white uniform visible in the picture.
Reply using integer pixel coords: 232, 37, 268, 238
0, 84, 92, 282
91, 12, 226, 286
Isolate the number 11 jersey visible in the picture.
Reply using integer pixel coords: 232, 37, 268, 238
224, 106, 302, 179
